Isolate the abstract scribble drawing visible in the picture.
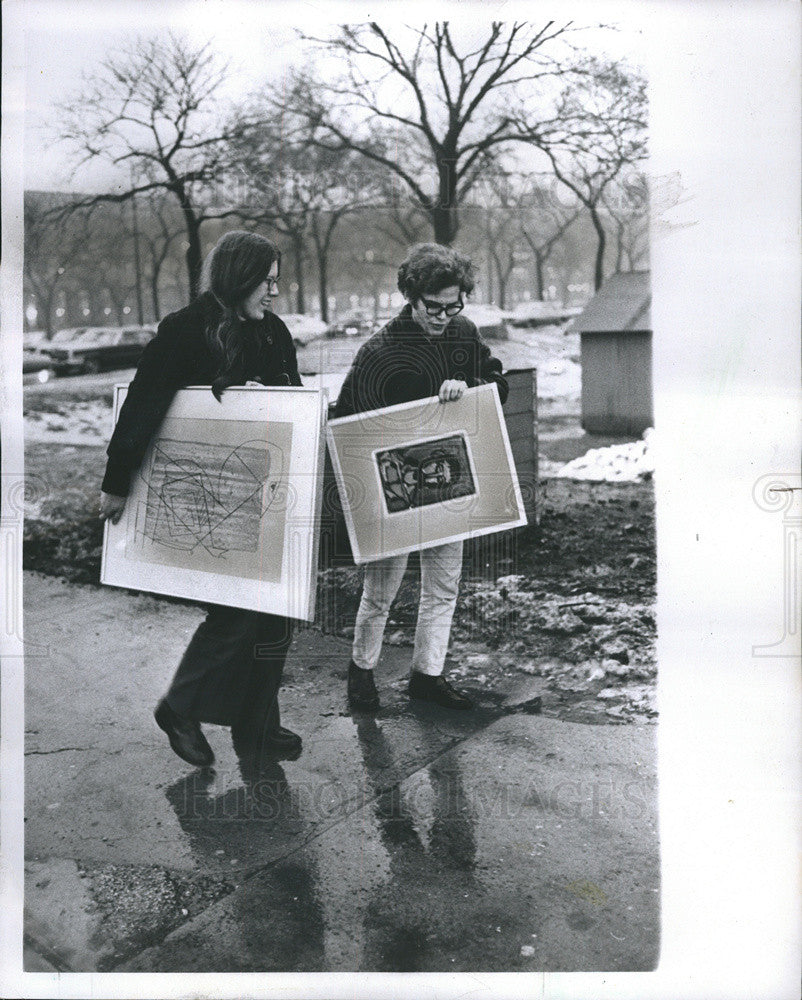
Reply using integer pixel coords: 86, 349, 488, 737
142, 438, 284, 555
376, 434, 476, 514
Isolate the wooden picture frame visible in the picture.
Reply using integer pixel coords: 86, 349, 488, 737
101, 385, 328, 621
326, 383, 527, 563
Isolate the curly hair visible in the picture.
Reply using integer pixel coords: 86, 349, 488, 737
397, 243, 475, 301
200, 230, 281, 400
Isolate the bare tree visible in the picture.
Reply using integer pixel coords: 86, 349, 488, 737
602, 171, 650, 272
25, 194, 143, 331
368, 171, 432, 250
24, 193, 82, 336
521, 57, 648, 289
280, 22, 596, 244
54, 34, 239, 299
518, 180, 580, 300
226, 112, 383, 320
462, 167, 524, 308
81, 202, 140, 324
137, 193, 186, 320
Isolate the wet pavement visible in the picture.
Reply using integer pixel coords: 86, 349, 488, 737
23, 570, 659, 972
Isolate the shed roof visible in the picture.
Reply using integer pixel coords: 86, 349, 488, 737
567, 270, 651, 333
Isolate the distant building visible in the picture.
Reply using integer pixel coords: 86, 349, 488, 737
568, 270, 653, 435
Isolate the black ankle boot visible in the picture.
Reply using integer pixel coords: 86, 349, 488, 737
408, 672, 473, 710
347, 660, 380, 710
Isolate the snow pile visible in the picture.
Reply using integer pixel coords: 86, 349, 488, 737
556, 429, 655, 482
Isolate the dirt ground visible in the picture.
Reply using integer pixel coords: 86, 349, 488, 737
22, 323, 656, 727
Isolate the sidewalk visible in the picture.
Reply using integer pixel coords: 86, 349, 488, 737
23, 570, 659, 973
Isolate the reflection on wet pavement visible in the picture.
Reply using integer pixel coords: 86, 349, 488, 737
126, 707, 658, 972
25, 572, 659, 973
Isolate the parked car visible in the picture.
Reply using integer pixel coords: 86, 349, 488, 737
23, 330, 47, 350
326, 313, 375, 338
36, 325, 156, 375
461, 303, 510, 340
23, 351, 54, 384
280, 313, 329, 346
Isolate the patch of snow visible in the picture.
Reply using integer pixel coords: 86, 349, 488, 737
24, 400, 112, 446
556, 429, 655, 482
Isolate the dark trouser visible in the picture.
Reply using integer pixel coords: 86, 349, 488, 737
164, 605, 294, 736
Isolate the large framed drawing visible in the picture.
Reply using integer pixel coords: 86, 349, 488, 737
101, 386, 327, 620
327, 383, 527, 563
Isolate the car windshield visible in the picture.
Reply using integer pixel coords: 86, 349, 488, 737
50, 328, 88, 344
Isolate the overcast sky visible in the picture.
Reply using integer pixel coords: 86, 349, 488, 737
19, 0, 648, 193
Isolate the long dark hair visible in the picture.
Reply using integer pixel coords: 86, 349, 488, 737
201, 230, 281, 400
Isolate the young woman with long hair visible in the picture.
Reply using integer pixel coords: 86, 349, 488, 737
99, 230, 303, 768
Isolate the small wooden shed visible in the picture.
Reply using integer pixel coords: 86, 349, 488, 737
568, 271, 653, 435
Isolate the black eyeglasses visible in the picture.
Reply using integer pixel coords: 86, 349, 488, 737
420, 296, 464, 317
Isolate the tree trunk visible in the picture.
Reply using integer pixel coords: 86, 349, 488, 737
150, 267, 161, 322
534, 251, 545, 301
317, 251, 329, 323
432, 155, 459, 244
107, 291, 125, 325
130, 196, 145, 323
292, 233, 305, 313
85, 287, 101, 325
185, 219, 203, 301
432, 204, 458, 245
174, 187, 203, 300
589, 205, 607, 291
40, 286, 56, 336
32, 286, 50, 336
64, 287, 85, 328
495, 256, 508, 310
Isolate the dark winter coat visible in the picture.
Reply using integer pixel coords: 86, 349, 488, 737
101, 292, 301, 497
333, 303, 508, 418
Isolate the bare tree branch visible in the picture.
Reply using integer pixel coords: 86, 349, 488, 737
287, 22, 634, 244
52, 32, 234, 297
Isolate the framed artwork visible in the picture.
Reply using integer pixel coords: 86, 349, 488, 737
101, 385, 328, 621
327, 383, 527, 563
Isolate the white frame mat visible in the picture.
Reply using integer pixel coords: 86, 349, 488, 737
101, 385, 327, 621
327, 383, 527, 563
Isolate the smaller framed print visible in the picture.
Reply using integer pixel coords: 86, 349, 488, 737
101, 386, 328, 620
374, 432, 477, 514
327, 383, 527, 563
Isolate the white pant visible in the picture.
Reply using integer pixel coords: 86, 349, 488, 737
352, 540, 463, 676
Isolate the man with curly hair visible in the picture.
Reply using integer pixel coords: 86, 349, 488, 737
334, 243, 508, 711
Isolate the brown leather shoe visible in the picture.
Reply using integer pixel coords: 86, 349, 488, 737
154, 699, 214, 767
